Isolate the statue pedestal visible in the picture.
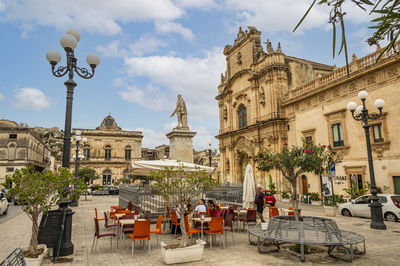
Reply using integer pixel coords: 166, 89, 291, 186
166, 129, 196, 163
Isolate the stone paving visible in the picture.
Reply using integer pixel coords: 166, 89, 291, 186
1, 195, 400, 265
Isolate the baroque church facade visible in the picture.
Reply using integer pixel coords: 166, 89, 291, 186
216, 26, 400, 197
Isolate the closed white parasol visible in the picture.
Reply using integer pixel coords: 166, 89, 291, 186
242, 163, 256, 209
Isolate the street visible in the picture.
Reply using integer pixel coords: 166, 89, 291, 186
0, 203, 23, 225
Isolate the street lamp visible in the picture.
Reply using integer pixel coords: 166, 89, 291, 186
69, 130, 87, 207
205, 142, 217, 179
347, 90, 386, 230
46, 29, 100, 169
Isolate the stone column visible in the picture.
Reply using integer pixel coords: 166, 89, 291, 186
166, 129, 196, 163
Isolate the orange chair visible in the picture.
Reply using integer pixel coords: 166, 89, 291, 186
170, 211, 180, 236
248, 208, 255, 210
109, 211, 117, 220
268, 206, 279, 218
128, 220, 151, 256
220, 204, 224, 207
150, 216, 163, 245
95, 208, 105, 221
111, 205, 121, 210
204, 217, 225, 249
184, 216, 201, 241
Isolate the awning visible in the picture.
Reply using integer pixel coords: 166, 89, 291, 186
131, 159, 215, 176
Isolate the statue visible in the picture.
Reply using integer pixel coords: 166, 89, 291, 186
223, 106, 228, 120
170, 94, 188, 129
265, 39, 274, 54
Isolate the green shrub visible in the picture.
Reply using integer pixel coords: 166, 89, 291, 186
309, 192, 320, 201
282, 191, 290, 199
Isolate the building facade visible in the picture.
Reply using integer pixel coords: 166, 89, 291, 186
0, 119, 52, 186
216, 26, 400, 197
70, 115, 143, 186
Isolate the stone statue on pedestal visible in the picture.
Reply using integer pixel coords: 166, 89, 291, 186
170, 94, 188, 129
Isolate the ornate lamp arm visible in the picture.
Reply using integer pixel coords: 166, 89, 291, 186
74, 66, 95, 79
51, 63, 69, 77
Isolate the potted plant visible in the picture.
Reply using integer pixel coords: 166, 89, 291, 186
281, 191, 290, 202
309, 192, 322, 205
149, 165, 217, 264
3, 165, 74, 265
257, 141, 340, 220
323, 196, 337, 217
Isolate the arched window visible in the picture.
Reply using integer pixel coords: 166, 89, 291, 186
238, 105, 247, 129
104, 145, 111, 159
125, 145, 131, 160
83, 145, 90, 160
8, 144, 16, 160
102, 169, 111, 185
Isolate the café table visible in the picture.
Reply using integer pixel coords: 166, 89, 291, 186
191, 217, 211, 239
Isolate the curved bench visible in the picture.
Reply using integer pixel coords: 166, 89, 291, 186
248, 216, 365, 262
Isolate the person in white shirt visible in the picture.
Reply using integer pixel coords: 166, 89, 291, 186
194, 199, 207, 215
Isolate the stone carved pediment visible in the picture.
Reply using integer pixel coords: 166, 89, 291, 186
96, 115, 121, 131
233, 136, 254, 157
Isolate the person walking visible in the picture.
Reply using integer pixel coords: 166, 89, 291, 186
255, 186, 266, 222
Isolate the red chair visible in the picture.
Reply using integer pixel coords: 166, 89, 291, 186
204, 217, 225, 249
120, 214, 135, 236
170, 211, 180, 236
95, 208, 104, 221
228, 207, 239, 231
269, 206, 280, 218
126, 201, 133, 211
144, 210, 151, 220
239, 209, 257, 231
224, 212, 235, 244
91, 218, 115, 253
103, 212, 117, 230
128, 220, 151, 256
150, 215, 163, 245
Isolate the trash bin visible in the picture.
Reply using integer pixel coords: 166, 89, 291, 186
303, 193, 310, 204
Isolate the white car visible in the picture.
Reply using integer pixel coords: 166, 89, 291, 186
339, 194, 400, 222
0, 192, 9, 215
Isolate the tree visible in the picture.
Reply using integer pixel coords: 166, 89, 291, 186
77, 168, 99, 200
257, 141, 340, 219
294, 0, 400, 71
268, 175, 278, 194
148, 166, 217, 246
2, 166, 74, 255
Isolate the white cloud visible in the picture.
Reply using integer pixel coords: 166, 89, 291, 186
13, 88, 51, 111
0, 93, 5, 101
1, 0, 183, 36
96, 40, 122, 58
155, 20, 195, 41
174, 0, 218, 10
123, 47, 225, 119
224, 0, 372, 34
118, 83, 171, 111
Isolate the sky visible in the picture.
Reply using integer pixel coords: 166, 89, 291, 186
0, 0, 378, 151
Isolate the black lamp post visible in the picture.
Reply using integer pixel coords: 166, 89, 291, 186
347, 90, 386, 230
46, 29, 100, 169
69, 130, 86, 207
205, 142, 217, 179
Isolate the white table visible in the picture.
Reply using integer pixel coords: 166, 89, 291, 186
191, 217, 211, 239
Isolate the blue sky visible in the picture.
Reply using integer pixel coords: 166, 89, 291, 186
0, 0, 377, 150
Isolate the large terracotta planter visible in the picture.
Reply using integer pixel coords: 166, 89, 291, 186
23, 244, 48, 266
161, 239, 206, 264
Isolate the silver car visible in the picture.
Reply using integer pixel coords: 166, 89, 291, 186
338, 194, 400, 222
0, 192, 9, 215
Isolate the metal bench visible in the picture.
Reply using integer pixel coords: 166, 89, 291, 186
248, 216, 365, 262
0, 248, 26, 266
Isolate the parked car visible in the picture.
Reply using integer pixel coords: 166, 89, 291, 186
0, 192, 9, 215
1, 189, 13, 202
262, 190, 276, 206
92, 188, 109, 196
338, 194, 400, 222
108, 187, 119, 195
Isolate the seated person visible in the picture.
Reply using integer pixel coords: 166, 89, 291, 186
208, 200, 221, 217
194, 199, 207, 215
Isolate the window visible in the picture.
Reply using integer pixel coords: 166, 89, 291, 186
238, 105, 247, 129
355, 195, 371, 204
9, 134, 17, 139
83, 148, 90, 159
372, 123, 384, 143
8, 144, 16, 160
125, 146, 131, 160
6, 167, 14, 172
350, 174, 364, 191
102, 170, 111, 185
332, 123, 344, 147
104, 145, 111, 159
305, 136, 313, 144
